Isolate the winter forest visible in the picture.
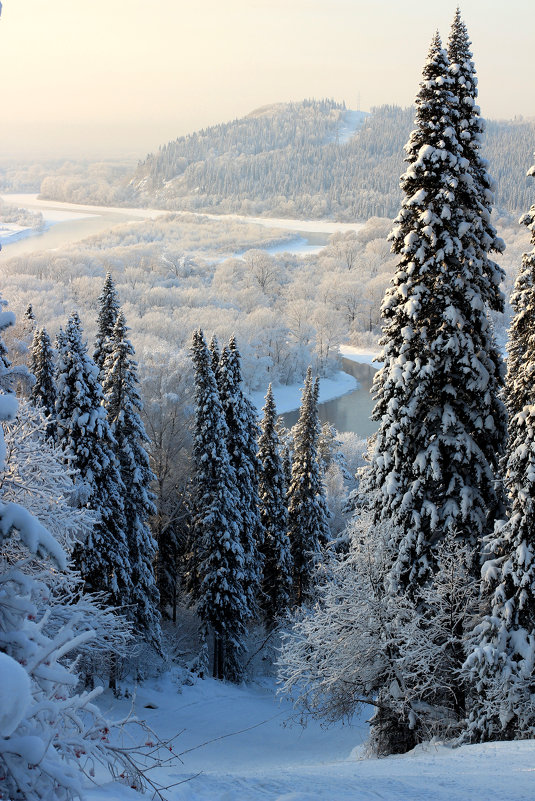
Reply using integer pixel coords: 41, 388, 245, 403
2, 5, 535, 801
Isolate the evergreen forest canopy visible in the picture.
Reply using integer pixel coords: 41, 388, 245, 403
35, 100, 535, 221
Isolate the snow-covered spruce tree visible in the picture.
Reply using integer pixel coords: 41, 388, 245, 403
102, 312, 162, 656
463, 155, 535, 742
363, 32, 505, 751
218, 336, 263, 621
55, 314, 130, 615
446, 9, 506, 445
24, 303, 35, 326
287, 367, 330, 606
189, 330, 248, 681
500, 162, 535, 429
258, 383, 293, 626
93, 272, 120, 375
29, 327, 56, 438
370, 32, 505, 593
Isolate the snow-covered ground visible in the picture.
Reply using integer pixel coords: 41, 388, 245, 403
249, 369, 358, 415
0, 194, 361, 262
85, 674, 535, 801
264, 235, 326, 257
0, 221, 34, 245
237, 215, 363, 235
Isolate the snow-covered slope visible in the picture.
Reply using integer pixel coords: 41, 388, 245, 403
86, 674, 535, 801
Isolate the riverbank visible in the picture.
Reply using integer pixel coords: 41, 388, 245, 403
249, 369, 358, 416
0, 193, 361, 260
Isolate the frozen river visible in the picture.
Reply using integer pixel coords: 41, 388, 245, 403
0, 193, 362, 259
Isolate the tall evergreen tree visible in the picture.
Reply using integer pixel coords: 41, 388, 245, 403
218, 336, 263, 619
258, 383, 293, 625
464, 154, 535, 742
29, 327, 56, 436
363, 32, 505, 752
55, 313, 130, 612
369, 32, 505, 593
102, 312, 162, 654
287, 367, 330, 605
23, 303, 36, 337
189, 330, 249, 681
93, 272, 120, 374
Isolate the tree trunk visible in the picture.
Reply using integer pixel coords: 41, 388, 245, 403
369, 693, 417, 756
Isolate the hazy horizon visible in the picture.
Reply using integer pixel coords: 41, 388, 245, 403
1, 0, 534, 162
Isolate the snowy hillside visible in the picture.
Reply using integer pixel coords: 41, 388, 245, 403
85, 676, 535, 801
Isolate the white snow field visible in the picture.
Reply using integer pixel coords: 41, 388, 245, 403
85, 675, 535, 801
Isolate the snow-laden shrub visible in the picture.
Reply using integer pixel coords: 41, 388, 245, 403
279, 511, 479, 746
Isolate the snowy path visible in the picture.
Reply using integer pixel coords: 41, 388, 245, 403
86, 676, 535, 801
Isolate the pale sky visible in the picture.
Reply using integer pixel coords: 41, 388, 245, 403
1, 0, 533, 160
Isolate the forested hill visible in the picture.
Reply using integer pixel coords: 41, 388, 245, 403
130, 101, 535, 220
38, 100, 535, 220
130, 101, 408, 220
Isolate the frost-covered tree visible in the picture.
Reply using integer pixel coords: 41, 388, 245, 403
279, 515, 478, 751
55, 313, 130, 612
464, 155, 535, 742
369, 32, 505, 594
287, 368, 330, 605
29, 327, 56, 436
218, 336, 263, 619
141, 356, 193, 622
102, 312, 162, 655
1, 400, 96, 550
93, 272, 120, 374
188, 330, 248, 681
258, 383, 293, 625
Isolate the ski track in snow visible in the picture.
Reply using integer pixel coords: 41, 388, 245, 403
85, 676, 535, 801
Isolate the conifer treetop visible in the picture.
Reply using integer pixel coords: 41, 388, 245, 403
93, 272, 121, 371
